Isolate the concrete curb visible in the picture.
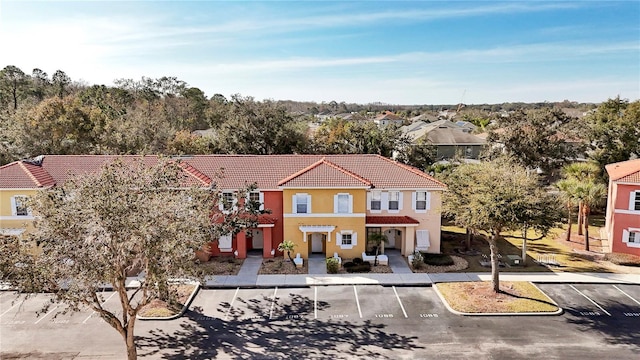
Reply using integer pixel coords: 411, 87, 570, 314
137, 281, 201, 321
433, 281, 564, 316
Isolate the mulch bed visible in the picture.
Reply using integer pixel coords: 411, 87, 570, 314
259, 257, 308, 274
197, 256, 244, 275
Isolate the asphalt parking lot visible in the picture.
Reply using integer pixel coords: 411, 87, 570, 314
1, 284, 639, 359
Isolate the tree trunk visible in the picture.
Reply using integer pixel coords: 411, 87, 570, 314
465, 228, 472, 250
521, 226, 527, 266
577, 202, 584, 236
488, 234, 500, 293
374, 245, 379, 266
565, 204, 572, 242
584, 206, 590, 252
125, 326, 137, 360
287, 250, 295, 266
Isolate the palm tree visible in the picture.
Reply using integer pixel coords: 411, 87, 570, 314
556, 178, 579, 242
367, 233, 388, 266
574, 181, 607, 251
277, 240, 297, 267
561, 162, 600, 235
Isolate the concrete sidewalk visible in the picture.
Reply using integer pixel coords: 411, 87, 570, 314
201, 249, 639, 288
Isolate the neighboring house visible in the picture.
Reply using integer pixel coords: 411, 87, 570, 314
402, 120, 487, 160
604, 159, 640, 257
374, 111, 405, 128
0, 154, 446, 261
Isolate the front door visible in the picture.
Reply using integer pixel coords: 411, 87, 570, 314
311, 233, 324, 253
385, 229, 396, 248
252, 230, 264, 249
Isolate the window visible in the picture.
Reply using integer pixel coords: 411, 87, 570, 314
388, 191, 399, 211
222, 192, 234, 211
296, 193, 308, 214
416, 191, 428, 211
633, 192, 640, 211
341, 233, 352, 245
337, 194, 350, 213
11, 196, 30, 217
337, 231, 357, 249
623, 229, 640, 248
371, 191, 381, 210
249, 192, 260, 203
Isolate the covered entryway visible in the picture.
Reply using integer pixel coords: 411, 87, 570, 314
310, 233, 326, 253
384, 228, 400, 248
251, 229, 264, 250
366, 216, 419, 256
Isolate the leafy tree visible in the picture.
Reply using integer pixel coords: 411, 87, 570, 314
556, 178, 580, 242
558, 162, 600, 236
585, 97, 640, 179
277, 240, 297, 266
487, 108, 582, 175
0, 158, 261, 360
441, 159, 558, 292
0, 65, 28, 110
52, 70, 71, 98
214, 95, 309, 154
167, 130, 214, 155
30, 68, 50, 101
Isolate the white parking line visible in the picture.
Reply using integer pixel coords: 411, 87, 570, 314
34, 305, 58, 324
0, 302, 20, 318
83, 291, 117, 324
268, 287, 278, 319
314, 286, 317, 319
613, 285, 640, 306
393, 286, 408, 318
353, 286, 362, 318
569, 285, 611, 316
223, 287, 240, 321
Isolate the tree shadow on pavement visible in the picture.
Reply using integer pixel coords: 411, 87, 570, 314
137, 292, 423, 359
563, 303, 640, 350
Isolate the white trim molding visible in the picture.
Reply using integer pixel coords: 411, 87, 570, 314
284, 213, 365, 218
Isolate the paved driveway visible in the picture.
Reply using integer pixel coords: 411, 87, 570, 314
1, 284, 639, 359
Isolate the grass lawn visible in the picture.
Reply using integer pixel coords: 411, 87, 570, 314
436, 281, 559, 314
441, 214, 623, 273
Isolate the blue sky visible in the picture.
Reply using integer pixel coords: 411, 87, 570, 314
1, 1, 638, 104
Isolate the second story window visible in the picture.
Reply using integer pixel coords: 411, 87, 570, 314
632, 192, 640, 211
370, 191, 381, 211
388, 191, 399, 211
249, 192, 260, 203
334, 193, 352, 214
295, 193, 309, 214
12, 196, 29, 216
415, 191, 428, 211
222, 192, 234, 211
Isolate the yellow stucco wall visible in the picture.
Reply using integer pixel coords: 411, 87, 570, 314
282, 188, 367, 259
0, 189, 38, 233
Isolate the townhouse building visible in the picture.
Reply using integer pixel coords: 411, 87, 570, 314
0, 154, 446, 261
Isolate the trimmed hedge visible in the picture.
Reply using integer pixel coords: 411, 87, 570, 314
604, 252, 640, 267
421, 253, 454, 266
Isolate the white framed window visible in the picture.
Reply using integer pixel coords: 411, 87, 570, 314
388, 191, 400, 211
11, 196, 30, 217
630, 191, 640, 211
370, 191, 381, 211
336, 230, 357, 249
219, 192, 235, 212
412, 191, 430, 212
249, 191, 264, 211
623, 228, 640, 248
334, 193, 353, 214
293, 193, 311, 214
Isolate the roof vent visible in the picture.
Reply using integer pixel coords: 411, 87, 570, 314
23, 155, 45, 166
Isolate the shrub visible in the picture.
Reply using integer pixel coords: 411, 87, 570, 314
326, 258, 340, 274
345, 262, 371, 273
353, 257, 363, 265
604, 252, 640, 267
411, 250, 424, 268
422, 253, 454, 266
343, 262, 355, 268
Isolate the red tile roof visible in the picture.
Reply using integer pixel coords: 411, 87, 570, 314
278, 158, 372, 187
258, 214, 278, 224
606, 159, 640, 183
366, 216, 420, 225
1, 154, 446, 191
0, 162, 55, 188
